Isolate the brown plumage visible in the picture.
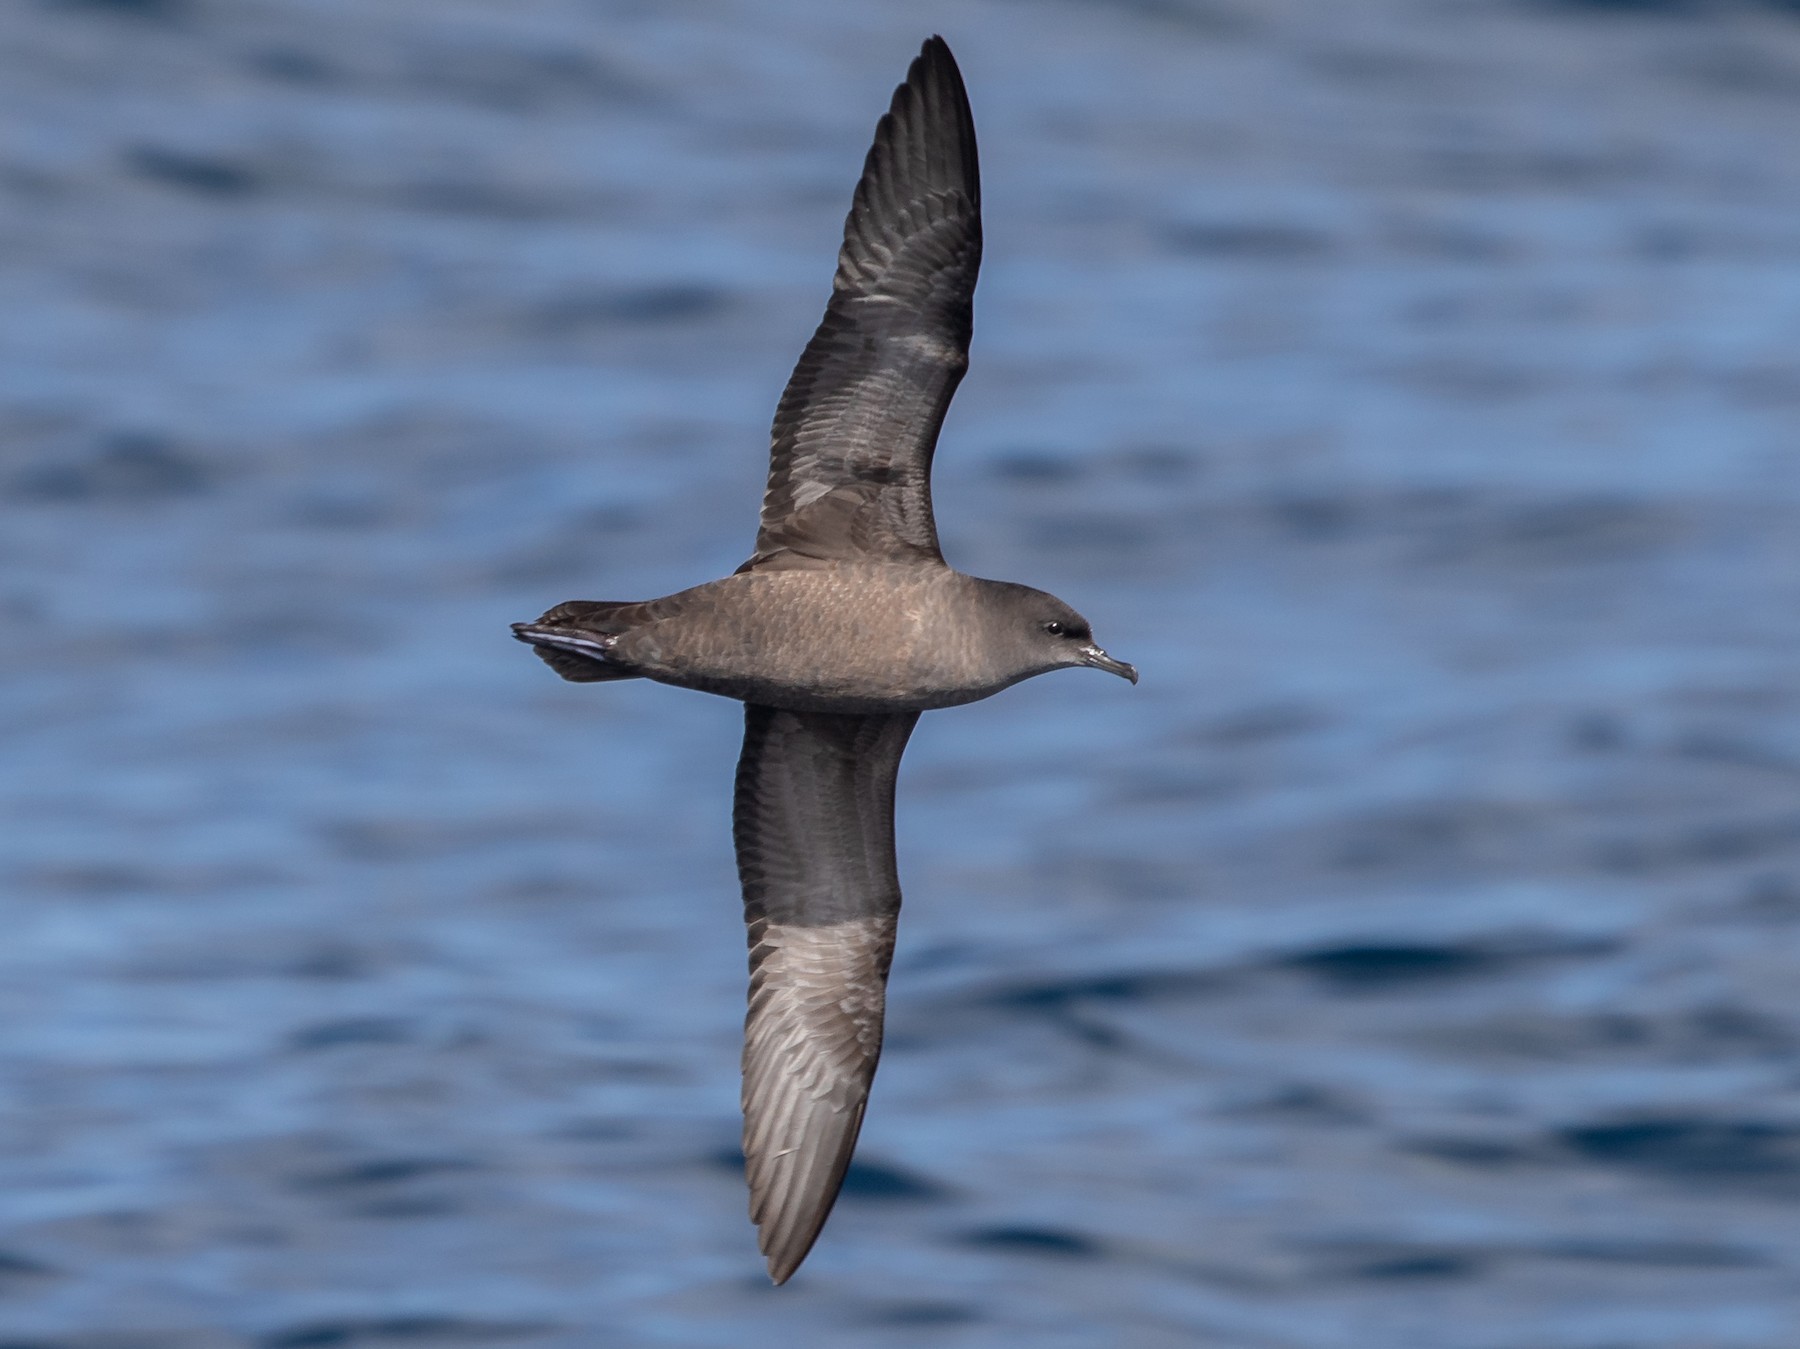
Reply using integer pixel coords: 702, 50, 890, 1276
734, 707, 916, 1280
512, 36, 1135, 1283
747, 35, 979, 572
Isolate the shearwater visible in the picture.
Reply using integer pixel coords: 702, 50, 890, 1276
513, 36, 1135, 1283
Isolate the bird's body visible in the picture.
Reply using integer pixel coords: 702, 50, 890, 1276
512, 36, 1134, 1283
528, 566, 1107, 714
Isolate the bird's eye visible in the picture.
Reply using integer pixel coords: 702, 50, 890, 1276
1043, 621, 1066, 636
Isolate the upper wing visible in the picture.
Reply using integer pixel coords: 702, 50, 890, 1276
744, 36, 981, 572
732, 704, 919, 1283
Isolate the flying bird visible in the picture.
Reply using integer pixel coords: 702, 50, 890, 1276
513, 36, 1136, 1283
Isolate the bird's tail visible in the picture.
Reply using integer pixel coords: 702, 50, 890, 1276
511, 600, 647, 683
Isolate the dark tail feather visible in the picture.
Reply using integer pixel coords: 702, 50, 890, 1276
531, 645, 640, 683
514, 599, 648, 684
535, 600, 642, 630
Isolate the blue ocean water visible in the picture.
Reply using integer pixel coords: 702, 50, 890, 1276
4, 1, 1800, 1345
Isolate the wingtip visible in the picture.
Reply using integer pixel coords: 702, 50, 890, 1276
748, 1164, 837, 1287
912, 34, 964, 86
757, 1213, 822, 1286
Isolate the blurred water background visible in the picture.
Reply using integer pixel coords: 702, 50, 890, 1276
5, 0, 1800, 1345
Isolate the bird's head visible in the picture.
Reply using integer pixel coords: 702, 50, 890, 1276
988, 583, 1137, 685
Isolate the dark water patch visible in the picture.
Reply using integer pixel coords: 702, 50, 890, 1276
862, 1302, 981, 1327
402, 43, 647, 113
1162, 221, 1334, 260
397, 181, 563, 222
1328, 807, 1471, 874
320, 818, 527, 864
1112, 768, 1237, 805
1728, 363, 1800, 408
1220, 1082, 1368, 1125
0, 1248, 59, 1290
1034, 0, 1252, 36
22, 864, 285, 903
44, 0, 183, 17
1265, 492, 1356, 540
1567, 710, 1628, 751
1403, 1135, 1543, 1167
1557, 1116, 1800, 1182
297, 1157, 484, 1192
1405, 293, 1472, 326
1048, 855, 1200, 904
0, 166, 63, 203
1392, 484, 1481, 517
953, 965, 1217, 1062
259, 1317, 550, 1348
839, 1158, 948, 1201
206, 610, 384, 661
1296, 1239, 1486, 1281
553, 1118, 636, 1143
1391, 355, 1557, 402
1198, 701, 1329, 746
11, 433, 211, 503
247, 47, 340, 86
529, 284, 731, 334
580, 1058, 686, 1084
1529, 0, 1700, 13
1526, 1236, 1765, 1267
1424, 1004, 1793, 1066
988, 450, 1083, 483
0, 1341, 232, 1349
284, 945, 370, 981
707, 1149, 946, 1202
892, 939, 987, 977
1671, 729, 1800, 777
348, 1197, 461, 1220
1631, 220, 1705, 262
279, 1145, 487, 1220
1282, 942, 1494, 986
1276, 934, 1612, 990
960, 1225, 1102, 1258
1056, 1013, 1130, 1053
1743, 871, 1800, 918
1352, 1251, 1483, 1279
1114, 444, 1197, 480
976, 967, 1226, 1015
1327, 798, 1542, 874
1419, 143, 1658, 193
22, 1208, 186, 1259
284, 491, 393, 530
123, 939, 372, 983
125, 146, 262, 198
1384, 219, 1517, 262
287, 1019, 413, 1051
1431, 496, 1682, 565
1598, 814, 1800, 872
1681, 1005, 1793, 1057
29, 864, 160, 895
